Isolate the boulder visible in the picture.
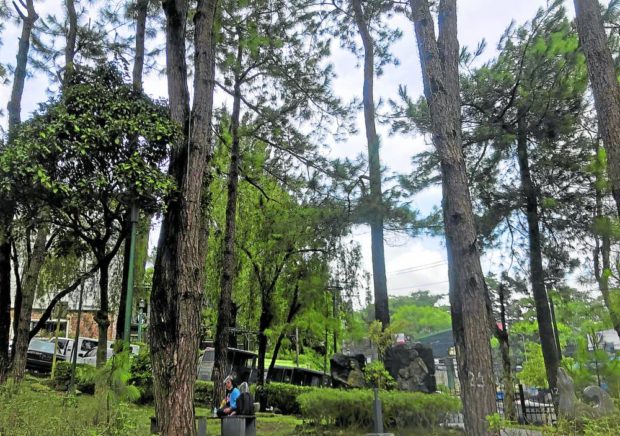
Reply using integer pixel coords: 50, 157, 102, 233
330, 353, 366, 388
384, 342, 436, 393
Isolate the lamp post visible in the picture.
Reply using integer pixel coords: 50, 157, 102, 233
123, 203, 139, 344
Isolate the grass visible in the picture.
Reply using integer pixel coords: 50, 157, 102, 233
0, 378, 463, 435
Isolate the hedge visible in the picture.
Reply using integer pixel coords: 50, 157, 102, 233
255, 382, 319, 415
298, 389, 461, 429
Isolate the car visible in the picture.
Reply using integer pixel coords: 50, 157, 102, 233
26, 339, 64, 373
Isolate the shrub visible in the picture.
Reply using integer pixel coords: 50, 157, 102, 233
298, 389, 461, 429
52, 361, 96, 394
128, 348, 153, 403
255, 382, 318, 415
194, 380, 214, 407
363, 361, 396, 390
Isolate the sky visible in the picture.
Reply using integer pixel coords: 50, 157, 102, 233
0, 0, 576, 300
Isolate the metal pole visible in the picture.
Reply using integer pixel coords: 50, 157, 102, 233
373, 387, 384, 433
295, 327, 300, 368
123, 203, 139, 344
69, 280, 85, 393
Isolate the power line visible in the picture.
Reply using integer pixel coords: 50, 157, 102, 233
387, 280, 449, 293
386, 260, 447, 277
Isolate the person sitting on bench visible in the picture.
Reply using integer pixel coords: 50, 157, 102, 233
217, 375, 240, 417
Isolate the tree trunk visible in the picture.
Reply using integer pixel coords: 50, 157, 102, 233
411, 1, 496, 434
117, 0, 151, 341
64, 0, 77, 80
0, 0, 38, 383
515, 114, 560, 392
267, 284, 300, 379
574, 0, 620, 217
229, 302, 238, 349
350, 0, 389, 328
132, 0, 148, 93
10, 224, 49, 381
497, 283, 515, 422
213, 44, 243, 406
593, 145, 620, 338
95, 255, 111, 367
149, 0, 217, 434
256, 297, 273, 387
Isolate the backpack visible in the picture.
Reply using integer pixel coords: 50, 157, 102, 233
236, 391, 254, 416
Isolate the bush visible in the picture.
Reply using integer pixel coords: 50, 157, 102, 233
363, 361, 396, 390
51, 361, 96, 394
298, 389, 461, 429
255, 382, 318, 415
128, 348, 153, 403
194, 380, 214, 407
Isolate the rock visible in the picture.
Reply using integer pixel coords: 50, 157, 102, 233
558, 367, 616, 419
330, 353, 366, 388
384, 342, 436, 393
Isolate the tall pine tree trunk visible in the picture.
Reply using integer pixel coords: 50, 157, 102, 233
10, 224, 49, 381
516, 114, 560, 392
574, 0, 620, 217
0, 0, 38, 383
213, 46, 243, 406
351, 0, 389, 328
593, 143, 620, 338
411, 1, 496, 434
496, 283, 515, 422
150, 0, 217, 433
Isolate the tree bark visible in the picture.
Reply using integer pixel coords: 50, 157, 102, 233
0, 0, 38, 383
213, 42, 243, 406
64, 0, 77, 80
411, 1, 496, 434
267, 284, 300, 379
350, 0, 389, 328
515, 113, 560, 392
10, 224, 49, 381
574, 0, 620, 217
149, 0, 217, 433
256, 298, 273, 387
593, 143, 620, 338
496, 283, 515, 422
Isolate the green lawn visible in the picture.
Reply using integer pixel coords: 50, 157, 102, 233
0, 378, 462, 435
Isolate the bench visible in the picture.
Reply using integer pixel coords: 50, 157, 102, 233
220, 415, 256, 436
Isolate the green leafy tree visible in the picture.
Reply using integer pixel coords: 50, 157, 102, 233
1, 64, 176, 369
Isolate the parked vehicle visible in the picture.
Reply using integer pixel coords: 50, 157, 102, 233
78, 342, 140, 366
47, 337, 98, 362
79, 347, 114, 366
26, 339, 64, 373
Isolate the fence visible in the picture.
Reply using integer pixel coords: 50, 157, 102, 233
443, 384, 557, 427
